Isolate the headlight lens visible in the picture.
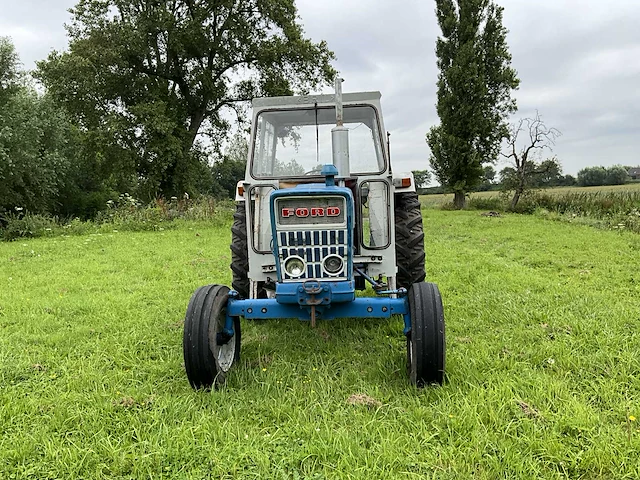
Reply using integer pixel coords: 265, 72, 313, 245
323, 255, 344, 275
284, 256, 306, 277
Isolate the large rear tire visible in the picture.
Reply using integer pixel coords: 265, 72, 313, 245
230, 203, 249, 298
395, 192, 426, 289
183, 284, 241, 389
406, 282, 445, 386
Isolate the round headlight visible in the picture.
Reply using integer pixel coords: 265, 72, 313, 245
323, 255, 344, 275
284, 256, 306, 277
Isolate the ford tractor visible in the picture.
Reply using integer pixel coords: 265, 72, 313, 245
183, 79, 445, 389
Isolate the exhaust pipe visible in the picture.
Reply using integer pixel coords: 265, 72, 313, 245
331, 77, 350, 178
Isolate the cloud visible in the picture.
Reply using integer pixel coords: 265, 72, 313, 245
0, 0, 75, 68
298, 0, 640, 175
2, 0, 638, 176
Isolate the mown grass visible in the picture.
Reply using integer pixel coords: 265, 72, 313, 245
1, 212, 640, 479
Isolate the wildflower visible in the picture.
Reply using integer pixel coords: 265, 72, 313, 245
546, 358, 555, 365
15, 206, 23, 211
630, 415, 637, 422
262, 368, 267, 372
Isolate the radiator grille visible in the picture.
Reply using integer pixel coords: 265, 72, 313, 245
279, 229, 348, 281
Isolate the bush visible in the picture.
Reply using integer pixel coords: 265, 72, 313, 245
1, 212, 58, 241
577, 165, 630, 187
577, 166, 607, 186
605, 165, 630, 186
467, 196, 504, 211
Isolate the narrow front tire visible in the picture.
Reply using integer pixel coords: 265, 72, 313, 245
183, 284, 241, 389
406, 282, 445, 386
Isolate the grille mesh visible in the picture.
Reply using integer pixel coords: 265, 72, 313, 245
279, 229, 348, 281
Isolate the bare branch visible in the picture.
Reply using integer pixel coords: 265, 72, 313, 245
502, 111, 562, 210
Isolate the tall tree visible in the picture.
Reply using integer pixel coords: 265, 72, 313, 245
37, 0, 335, 200
426, 0, 519, 208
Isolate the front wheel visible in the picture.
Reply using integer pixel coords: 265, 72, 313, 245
183, 284, 241, 389
406, 282, 445, 386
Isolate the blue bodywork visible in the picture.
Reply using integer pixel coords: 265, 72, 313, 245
221, 164, 411, 340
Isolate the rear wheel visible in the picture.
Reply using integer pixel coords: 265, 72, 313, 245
230, 203, 249, 298
183, 284, 241, 389
406, 282, 445, 386
395, 192, 426, 289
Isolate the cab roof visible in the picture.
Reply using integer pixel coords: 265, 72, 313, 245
252, 91, 382, 109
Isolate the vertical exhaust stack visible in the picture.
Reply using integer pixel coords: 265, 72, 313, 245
331, 77, 350, 178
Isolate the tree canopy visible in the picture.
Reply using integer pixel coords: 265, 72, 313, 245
0, 38, 77, 219
577, 165, 630, 187
426, 0, 519, 208
37, 0, 335, 200
412, 169, 432, 189
0, 36, 22, 103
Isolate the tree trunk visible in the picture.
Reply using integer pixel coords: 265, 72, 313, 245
510, 176, 526, 210
186, 108, 207, 152
453, 191, 466, 209
510, 190, 521, 210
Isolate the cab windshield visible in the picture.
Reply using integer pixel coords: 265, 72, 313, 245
251, 105, 385, 178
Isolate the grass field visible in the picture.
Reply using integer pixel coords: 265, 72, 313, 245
420, 182, 640, 208
2, 212, 640, 478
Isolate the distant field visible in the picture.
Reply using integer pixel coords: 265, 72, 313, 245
421, 182, 640, 207
1, 211, 640, 478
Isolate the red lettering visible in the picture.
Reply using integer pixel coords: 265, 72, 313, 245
310, 207, 325, 217
327, 207, 340, 216
281, 207, 294, 218
296, 208, 309, 217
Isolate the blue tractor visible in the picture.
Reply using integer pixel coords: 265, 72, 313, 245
183, 80, 445, 389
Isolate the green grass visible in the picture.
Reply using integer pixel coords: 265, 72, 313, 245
1, 213, 640, 478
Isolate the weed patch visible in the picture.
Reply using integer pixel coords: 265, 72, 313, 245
0, 196, 235, 240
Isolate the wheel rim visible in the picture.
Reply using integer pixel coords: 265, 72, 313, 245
215, 337, 236, 372
209, 304, 236, 373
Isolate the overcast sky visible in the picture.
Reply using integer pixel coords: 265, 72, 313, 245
2, 0, 639, 178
